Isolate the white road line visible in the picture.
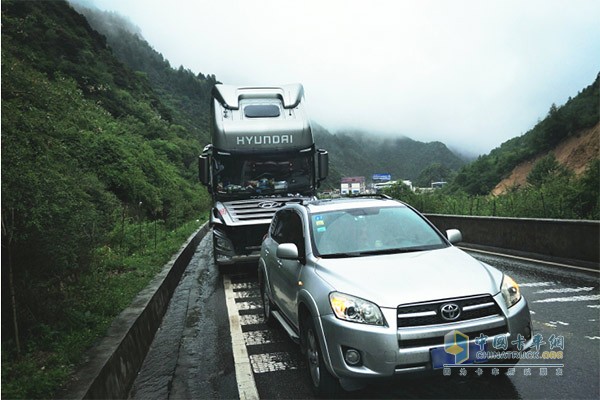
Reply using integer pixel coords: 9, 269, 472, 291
223, 275, 259, 400
535, 287, 595, 294
534, 294, 600, 303
519, 282, 556, 287
584, 336, 600, 340
587, 305, 600, 309
548, 321, 570, 326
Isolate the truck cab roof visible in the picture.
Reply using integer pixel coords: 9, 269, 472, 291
211, 84, 314, 153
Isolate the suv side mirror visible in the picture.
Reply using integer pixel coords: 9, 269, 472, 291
446, 229, 462, 244
277, 243, 299, 260
317, 149, 328, 182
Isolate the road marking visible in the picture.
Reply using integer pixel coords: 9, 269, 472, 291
534, 294, 600, 303
235, 290, 261, 299
460, 247, 599, 273
587, 305, 600, 309
584, 336, 600, 340
519, 282, 555, 287
243, 330, 283, 346
249, 352, 301, 373
223, 275, 259, 400
240, 314, 266, 326
535, 287, 595, 294
232, 282, 257, 290
237, 300, 262, 310
548, 320, 570, 326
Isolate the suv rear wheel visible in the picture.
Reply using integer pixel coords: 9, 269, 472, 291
301, 315, 341, 397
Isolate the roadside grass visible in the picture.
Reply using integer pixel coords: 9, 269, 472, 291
1, 218, 205, 399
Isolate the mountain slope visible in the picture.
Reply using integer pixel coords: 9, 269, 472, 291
450, 74, 599, 195
314, 126, 465, 189
493, 122, 600, 195
70, 2, 216, 144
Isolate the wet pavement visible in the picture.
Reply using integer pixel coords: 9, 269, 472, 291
131, 235, 599, 399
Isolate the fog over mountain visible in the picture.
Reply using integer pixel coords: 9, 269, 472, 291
76, 0, 600, 155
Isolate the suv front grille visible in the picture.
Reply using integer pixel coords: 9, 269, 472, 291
397, 294, 502, 328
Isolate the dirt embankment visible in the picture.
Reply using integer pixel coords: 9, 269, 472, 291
492, 122, 600, 196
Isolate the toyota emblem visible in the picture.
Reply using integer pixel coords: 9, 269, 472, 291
440, 303, 461, 321
258, 201, 281, 209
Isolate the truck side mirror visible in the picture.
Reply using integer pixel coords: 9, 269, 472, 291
198, 155, 210, 186
317, 149, 328, 182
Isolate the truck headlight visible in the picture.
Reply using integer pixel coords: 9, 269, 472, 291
501, 274, 521, 308
329, 292, 385, 326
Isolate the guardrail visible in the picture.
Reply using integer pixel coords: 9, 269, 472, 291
64, 223, 210, 399
425, 214, 600, 269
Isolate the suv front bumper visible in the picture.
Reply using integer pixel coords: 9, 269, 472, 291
318, 294, 533, 379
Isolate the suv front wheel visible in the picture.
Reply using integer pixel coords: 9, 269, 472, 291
259, 274, 274, 324
301, 315, 341, 397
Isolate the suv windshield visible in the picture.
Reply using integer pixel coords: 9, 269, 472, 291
213, 152, 314, 197
310, 206, 447, 257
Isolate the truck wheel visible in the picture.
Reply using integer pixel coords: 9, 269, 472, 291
302, 315, 341, 397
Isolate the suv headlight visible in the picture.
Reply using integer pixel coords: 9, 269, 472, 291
329, 292, 385, 326
501, 274, 521, 308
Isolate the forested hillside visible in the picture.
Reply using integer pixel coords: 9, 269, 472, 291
71, 2, 216, 143
449, 75, 599, 195
1, 1, 212, 397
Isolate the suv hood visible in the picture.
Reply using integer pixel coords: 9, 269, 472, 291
314, 247, 503, 308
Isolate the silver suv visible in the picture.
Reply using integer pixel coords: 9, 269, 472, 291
258, 197, 533, 395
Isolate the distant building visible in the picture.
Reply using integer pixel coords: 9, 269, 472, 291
431, 181, 447, 189
374, 180, 414, 193
341, 176, 366, 195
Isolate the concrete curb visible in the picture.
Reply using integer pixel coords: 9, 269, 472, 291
64, 222, 210, 399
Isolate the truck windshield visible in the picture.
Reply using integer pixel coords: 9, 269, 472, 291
213, 152, 314, 197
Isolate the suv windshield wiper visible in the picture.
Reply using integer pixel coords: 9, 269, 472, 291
320, 245, 446, 258
320, 252, 363, 259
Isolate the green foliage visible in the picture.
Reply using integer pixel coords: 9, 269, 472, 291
448, 75, 599, 195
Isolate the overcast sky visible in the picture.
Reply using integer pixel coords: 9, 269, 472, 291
88, 0, 599, 155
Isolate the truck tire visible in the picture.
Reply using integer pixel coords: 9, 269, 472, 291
301, 315, 341, 397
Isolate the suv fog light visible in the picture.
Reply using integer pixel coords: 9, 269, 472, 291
344, 348, 361, 366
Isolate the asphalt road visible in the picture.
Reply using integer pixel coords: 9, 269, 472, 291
130, 234, 599, 399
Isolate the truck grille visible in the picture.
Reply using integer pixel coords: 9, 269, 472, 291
224, 198, 302, 223
397, 294, 502, 328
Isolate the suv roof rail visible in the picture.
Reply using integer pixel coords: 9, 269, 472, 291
344, 194, 392, 200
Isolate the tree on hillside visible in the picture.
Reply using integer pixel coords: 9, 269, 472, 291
526, 154, 571, 187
